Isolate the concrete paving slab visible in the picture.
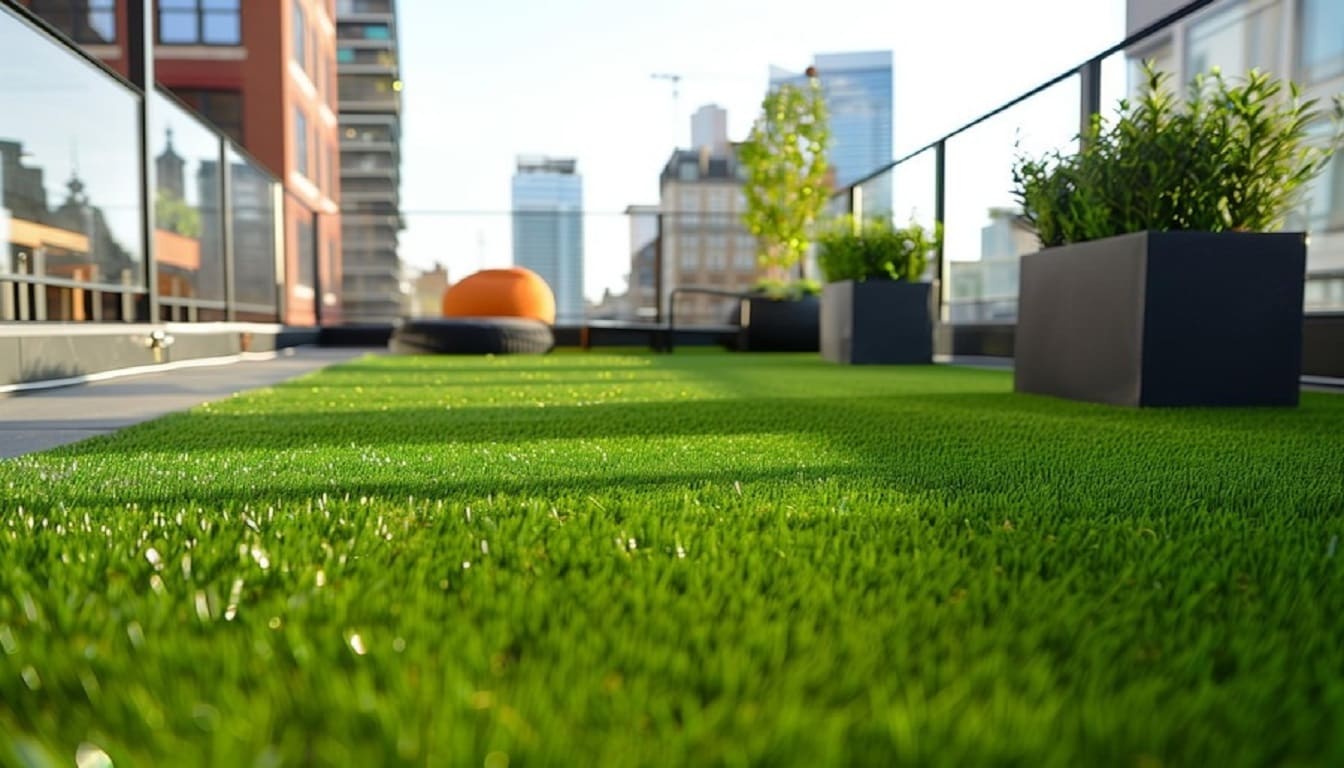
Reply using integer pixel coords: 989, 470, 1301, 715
0, 347, 374, 459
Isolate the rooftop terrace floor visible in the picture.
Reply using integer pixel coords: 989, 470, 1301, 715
2, 350, 1342, 765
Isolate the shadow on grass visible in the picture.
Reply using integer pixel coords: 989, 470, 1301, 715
54, 384, 1344, 464
40, 389, 1344, 513
17, 461, 868, 511
58, 395, 901, 455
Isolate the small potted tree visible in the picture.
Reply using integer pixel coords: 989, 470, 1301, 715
817, 215, 940, 364
738, 68, 830, 351
1012, 65, 1343, 406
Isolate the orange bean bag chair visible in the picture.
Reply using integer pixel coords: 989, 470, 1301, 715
441, 267, 556, 325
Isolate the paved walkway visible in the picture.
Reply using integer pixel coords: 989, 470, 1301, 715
0, 347, 373, 459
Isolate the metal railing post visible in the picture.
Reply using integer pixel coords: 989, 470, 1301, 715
934, 140, 946, 324
654, 210, 665, 325
221, 140, 236, 321
128, 0, 157, 323
1079, 57, 1103, 147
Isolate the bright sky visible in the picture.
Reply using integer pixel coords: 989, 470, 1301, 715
398, 0, 1129, 301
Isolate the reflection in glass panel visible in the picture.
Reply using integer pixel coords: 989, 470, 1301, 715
28, 0, 116, 44
152, 91, 225, 304
0, 4, 143, 293
228, 146, 279, 313
943, 77, 1075, 323
890, 149, 936, 234
857, 167, 893, 222
171, 89, 243, 145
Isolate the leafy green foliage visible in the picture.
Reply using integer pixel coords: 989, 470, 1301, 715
1014, 63, 1344, 246
740, 76, 831, 278
817, 216, 941, 283
155, 188, 201, 238
2, 353, 1344, 765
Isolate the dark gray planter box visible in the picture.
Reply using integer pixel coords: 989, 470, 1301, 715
740, 294, 819, 352
1014, 230, 1306, 407
821, 280, 932, 364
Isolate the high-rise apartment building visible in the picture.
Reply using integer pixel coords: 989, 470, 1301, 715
511, 156, 584, 323
1124, 0, 1344, 311
22, 0, 343, 325
770, 51, 893, 216
336, 0, 404, 323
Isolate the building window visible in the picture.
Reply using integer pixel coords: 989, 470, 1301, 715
736, 248, 756, 270
295, 108, 309, 179
706, 236, 726, 270
159, 0, 242, 45
338, 23, 391, 40
292, 0, 307, 68
338, 75, 397, 105
170, 88, 243, 145
29, 0, 116, 44
1301, 0, 1344, 83
679, 248, 697, 270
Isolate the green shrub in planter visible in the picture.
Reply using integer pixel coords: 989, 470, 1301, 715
1010, 63, 1344, 407
817, 217, 941, 364
1013, 63, 1343, 245
817, 216, 940, 283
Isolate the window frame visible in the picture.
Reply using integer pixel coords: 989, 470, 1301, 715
157, 0, 242, 47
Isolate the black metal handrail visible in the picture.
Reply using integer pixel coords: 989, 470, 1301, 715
665, 286, 752, 352
834, 0, 1217, 197
828, 0, 1221, 324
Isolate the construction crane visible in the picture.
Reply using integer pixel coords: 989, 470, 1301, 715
651, 73, 683, 147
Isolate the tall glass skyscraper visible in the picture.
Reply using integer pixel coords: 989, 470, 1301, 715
511, 156, 585, 323
770, 51, 893, 217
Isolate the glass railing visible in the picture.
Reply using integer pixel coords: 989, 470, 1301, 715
1, 1, 292, 325
0, 1, 143, 321
152, 89, 227, 320
228, 146, 281, 322
941, 74, 1079, 324
830, 0, 1344, 317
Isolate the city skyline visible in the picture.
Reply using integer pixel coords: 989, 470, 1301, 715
397, 0, 1128, 303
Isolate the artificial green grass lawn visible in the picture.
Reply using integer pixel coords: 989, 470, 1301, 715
2, 352, 1343, 766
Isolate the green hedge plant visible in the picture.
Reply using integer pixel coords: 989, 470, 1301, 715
1013, 63, 1344, 247
817, 215, 941, 283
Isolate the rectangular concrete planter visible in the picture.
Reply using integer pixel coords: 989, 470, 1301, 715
821, 280, 932, 364
1014, 230, 1306, 407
